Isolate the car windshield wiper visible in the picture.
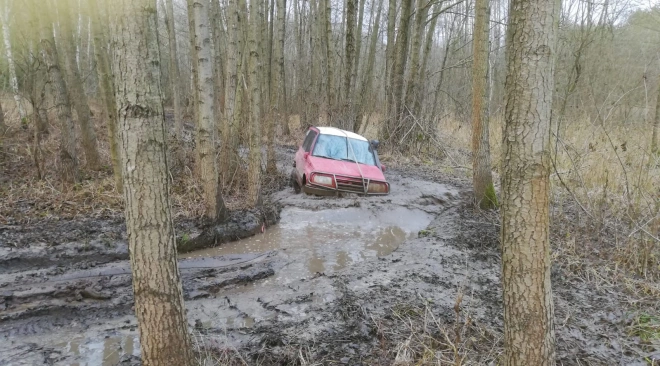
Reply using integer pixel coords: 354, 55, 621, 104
341, 158, 357, 163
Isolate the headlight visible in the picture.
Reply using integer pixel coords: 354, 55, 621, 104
367, 181, 389, 193
311, 174, 334, 186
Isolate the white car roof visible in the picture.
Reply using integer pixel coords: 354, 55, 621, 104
316, 126, 368, 141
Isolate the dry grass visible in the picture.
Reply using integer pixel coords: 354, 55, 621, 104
0, 98, 283, 224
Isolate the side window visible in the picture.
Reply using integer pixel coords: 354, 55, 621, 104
302, 130, 318, 152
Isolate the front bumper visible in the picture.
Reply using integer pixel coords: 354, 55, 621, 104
305, 172, 390, 196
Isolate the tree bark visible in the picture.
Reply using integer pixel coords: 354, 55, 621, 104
385, 0, 397, 107
275, 0, 289, 135
354, 0, 382, 132
417, 1, 439, 114
111, 1, 194, 364
210, 0, 227, 121
651, 75, 660, 156
501, 0, 559, 362
190, 0, 227, 222
37, 2, 79, 183
404, 0, 428, 115
323, 0, 334, 110
90, 0, 123, 192
389, 0, 412, 131
221, 0, 243, 186
344, 0, 356, 100
471, 0, 496, 209
0, 97, 6, 158
353, 0, 366, 92
247, 0, 263, 206
1, 0, 27, 122
164, 0, 184, 139
58, 0, 101, 170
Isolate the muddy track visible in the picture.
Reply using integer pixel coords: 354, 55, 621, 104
1, 167, 656, 365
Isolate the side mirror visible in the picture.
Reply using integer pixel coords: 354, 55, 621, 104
370, 140, 380, 149
381, 164, 386, 172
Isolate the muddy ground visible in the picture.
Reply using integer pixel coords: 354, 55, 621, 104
0, 149, 657, 365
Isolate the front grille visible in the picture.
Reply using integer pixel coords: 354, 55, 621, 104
335, 176, 366, 193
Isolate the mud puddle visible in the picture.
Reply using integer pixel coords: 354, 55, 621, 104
182, 206, 433, 283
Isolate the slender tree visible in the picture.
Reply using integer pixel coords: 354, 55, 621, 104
190, 0, 227, 221
111, 0, 194, 364
344, 0, 357, 100
651, 74, 660, 157
1, 0, 27, 122
58, 0, 101, 170
221, 0, 242, 185
471, 0, 496, 209
501, 0, 559, 362
388, 0, 413, 130
247, 0, 263, 206
164, 0, 184, 139
37, 0, 79, 182
89, 0, 122, 192
274, 0, 289, 135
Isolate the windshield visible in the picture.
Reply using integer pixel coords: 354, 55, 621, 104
312, 134, 376, 166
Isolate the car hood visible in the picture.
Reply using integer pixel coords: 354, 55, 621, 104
308, 156, 386, 181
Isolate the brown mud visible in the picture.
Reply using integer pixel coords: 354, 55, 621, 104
0, 152, 657, 365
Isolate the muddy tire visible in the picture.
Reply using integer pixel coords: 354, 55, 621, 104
291, 169, 301, 194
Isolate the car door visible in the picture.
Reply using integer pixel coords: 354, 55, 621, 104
295, 128, 318, 181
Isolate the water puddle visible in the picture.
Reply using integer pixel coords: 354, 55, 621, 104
57, 335, 140, 366
182, 206, 434, 283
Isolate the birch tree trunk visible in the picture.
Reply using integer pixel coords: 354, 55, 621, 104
37, 3, 79, 183
58, 0, 101, 171
0, 97, 6, 157
248, 0, 263, 206
501, 0, 559, 361
90, 0, 122, 192
1, 0, 27, 121
471, 0, 496, 209
111, 0, 194, 364
164, 0, 184, 139
190, 0, 227, 221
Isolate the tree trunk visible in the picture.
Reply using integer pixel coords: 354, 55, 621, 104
210, 0, 227, 122
501, 0, 559, 361
1, 1, 27, 122
417, 1, 439, 114
0, 97, 5, 158
37, 2, 79, 183
353, 0, 366, 92
429, 16, 455, 122
275, 0, 289, 135
323, 0, 334, 110
389, 0, 412, 131
385, 0, 397, 106
651, 75, 660, 156
164, 0, 184, 139
471, 0, 496, 209
354, 0, 382, 132
58, 0, 101, 171
247, 0, 263, 206
344, 0, 356, 101
190, 0, 227, 222
221, 0, 242, 186
404, 0, 428, 115
90, 0, 123, 192
111, 1, 194, 364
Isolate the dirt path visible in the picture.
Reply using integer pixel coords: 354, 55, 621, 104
0, 163, 655, 365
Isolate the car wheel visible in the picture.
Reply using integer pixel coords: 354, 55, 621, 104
290, 169, 301, 194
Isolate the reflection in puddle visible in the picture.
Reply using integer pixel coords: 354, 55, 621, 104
182, 206, 433, 283
60, 335, 140, 366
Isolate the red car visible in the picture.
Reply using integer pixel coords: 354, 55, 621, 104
290, 126, 390, 196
